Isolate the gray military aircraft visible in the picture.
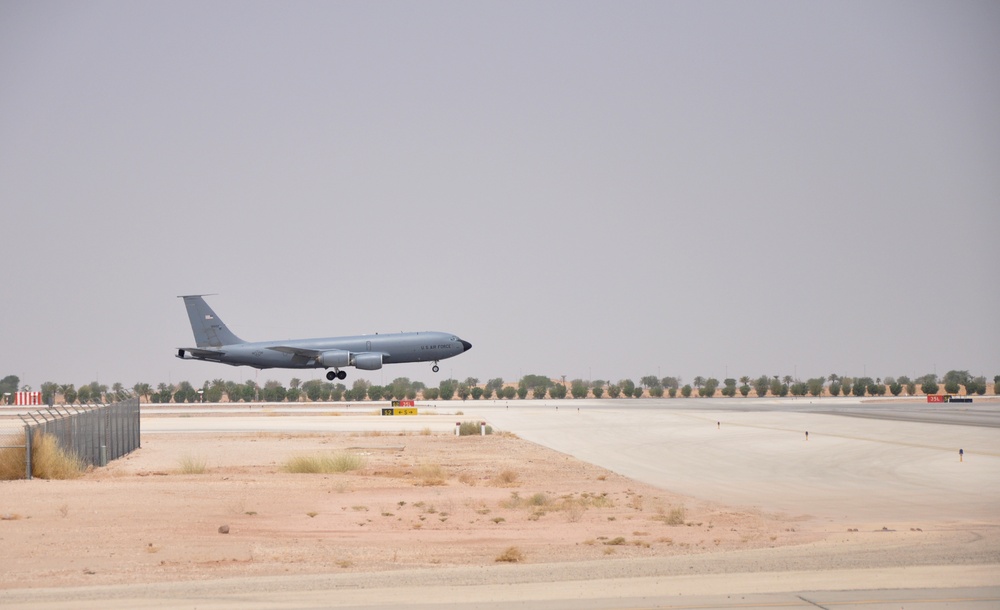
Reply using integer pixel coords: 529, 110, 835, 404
175, 295, 471, 380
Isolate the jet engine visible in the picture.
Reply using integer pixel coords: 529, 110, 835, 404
353, 353, 383, 370
318, 349, 350, 367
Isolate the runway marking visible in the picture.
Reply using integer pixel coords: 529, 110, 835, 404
675, 412, 1000, 457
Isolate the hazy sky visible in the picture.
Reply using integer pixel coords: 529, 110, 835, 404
2, 1, 998, 391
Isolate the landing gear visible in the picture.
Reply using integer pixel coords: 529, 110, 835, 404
326, 370, 347, 381
432, 363, 440, 373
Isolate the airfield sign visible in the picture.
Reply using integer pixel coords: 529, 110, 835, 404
382, 400, 417, 416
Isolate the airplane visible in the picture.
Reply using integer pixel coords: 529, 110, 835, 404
175, 295, 471, 381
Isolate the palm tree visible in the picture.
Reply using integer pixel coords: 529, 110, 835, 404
133, 383, 152, 401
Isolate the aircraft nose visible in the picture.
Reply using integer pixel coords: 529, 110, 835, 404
460, 340, 472, 352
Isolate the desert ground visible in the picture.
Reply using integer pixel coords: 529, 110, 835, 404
1, 400, 999, 608
1, 428, 815, 589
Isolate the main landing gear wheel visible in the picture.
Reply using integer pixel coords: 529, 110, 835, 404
326, 370, 348, 381
432, 364, 440, 373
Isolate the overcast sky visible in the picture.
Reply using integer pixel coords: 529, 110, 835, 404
1, 1, 998, 392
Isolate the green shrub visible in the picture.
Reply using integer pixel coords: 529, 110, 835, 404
459, 421, 492, 436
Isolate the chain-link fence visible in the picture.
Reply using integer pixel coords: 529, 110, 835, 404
11, 397, 141, 478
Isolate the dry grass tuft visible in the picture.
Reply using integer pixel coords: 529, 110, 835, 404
653, 506, 686, 526
495, 546, 524, 563
0, 447, 27, 480
492, 469, 520, 487
283, 452, 365, 474
415, 463, 447, 486
30, 433, 84, 479
177, 454, 207, 474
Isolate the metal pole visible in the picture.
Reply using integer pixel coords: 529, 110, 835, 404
24, 424, 32, 480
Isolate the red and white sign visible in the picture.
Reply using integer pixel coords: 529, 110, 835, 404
927, 395, 945, 403
15, 391, 43, 406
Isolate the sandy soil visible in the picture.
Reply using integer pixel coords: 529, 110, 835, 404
0, 431, 825, 589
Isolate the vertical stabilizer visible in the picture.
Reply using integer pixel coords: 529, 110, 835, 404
179, 295, 245, 347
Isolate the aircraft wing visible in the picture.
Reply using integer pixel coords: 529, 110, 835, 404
267, 346, 323, 357
267, 345, 325, 366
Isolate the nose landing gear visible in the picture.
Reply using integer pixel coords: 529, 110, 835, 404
432, 362, 440, 373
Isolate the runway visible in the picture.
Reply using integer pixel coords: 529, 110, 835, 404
464, 398, 1000, 522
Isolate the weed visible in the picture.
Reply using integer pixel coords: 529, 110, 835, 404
653, 506, 686, 526
495, 546, 524, 563
527, 492, 549, 507
283, 453, 365, 474
501, 492, 522, 509
0, 447, 26, 480
605, 537, 626, 546
493, 469, 520, 487
306, 512, 318, 518
177, 454, 207, 475
25, 433, 84, 479
458, 421, 492, 436
492, 517, 505, 524
415, 463, 447, 486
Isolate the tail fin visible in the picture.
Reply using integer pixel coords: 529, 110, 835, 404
179, 295, 245, 347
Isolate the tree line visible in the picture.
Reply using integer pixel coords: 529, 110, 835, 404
3, 370, 997, 405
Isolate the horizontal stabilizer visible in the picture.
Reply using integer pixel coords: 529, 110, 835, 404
177, 347, 226, 360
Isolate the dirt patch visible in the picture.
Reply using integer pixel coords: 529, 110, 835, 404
0, 432, 815, 589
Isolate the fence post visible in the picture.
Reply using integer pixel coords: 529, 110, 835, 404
24, 424, 32, 480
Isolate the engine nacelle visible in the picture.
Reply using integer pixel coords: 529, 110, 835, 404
353, 352, 383, 371
318, 349, 350, 368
